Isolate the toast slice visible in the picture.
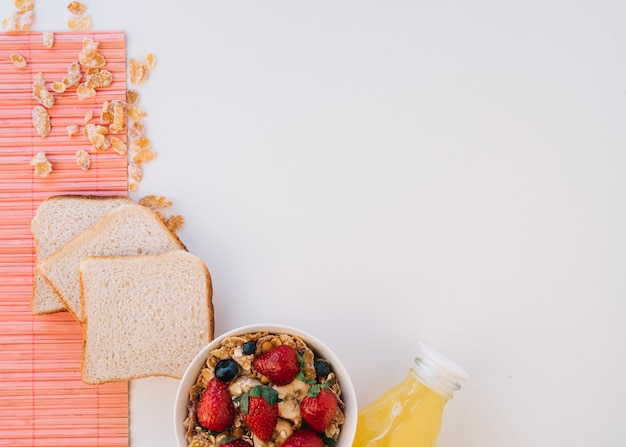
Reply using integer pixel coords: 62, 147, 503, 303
30, 195, 134, 314
80, 250, 213, 384
38, 203, 186, 323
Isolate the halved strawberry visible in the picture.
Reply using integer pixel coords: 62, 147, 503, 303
252, 345, 301, 386
300, 382, 338, 432
281, 429, 324, 447
218, 438, 251, 447
197, 377, 236, 432
239, 385, 280, 441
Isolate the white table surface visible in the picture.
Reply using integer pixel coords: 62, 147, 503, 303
5, 1, 626, 446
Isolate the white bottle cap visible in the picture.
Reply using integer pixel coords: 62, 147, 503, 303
412, 342, 468, 399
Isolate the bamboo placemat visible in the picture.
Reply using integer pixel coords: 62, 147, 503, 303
0, 31, 129, 446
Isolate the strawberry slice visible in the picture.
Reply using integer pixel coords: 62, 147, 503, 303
281, 429, 324, 447
197, 377, 236, 432
239, 385, 280, 441
300, 382, 338, 432
252, 345, 301, 386
219, 438, 251, 447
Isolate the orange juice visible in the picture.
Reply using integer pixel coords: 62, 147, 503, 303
353, 344, 467, 447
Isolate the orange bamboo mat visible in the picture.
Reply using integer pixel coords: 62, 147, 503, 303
0, 32, 129, 446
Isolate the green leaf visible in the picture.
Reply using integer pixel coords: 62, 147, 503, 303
239, 392, 250, 415
260, 385, 281, 405
308, 383, 321, 398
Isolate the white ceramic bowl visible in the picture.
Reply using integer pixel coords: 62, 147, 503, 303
174, 324, 357, 447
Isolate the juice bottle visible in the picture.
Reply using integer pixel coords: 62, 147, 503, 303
352, 343, 467, 447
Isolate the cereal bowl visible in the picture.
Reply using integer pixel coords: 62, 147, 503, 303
174, 324, 357, 447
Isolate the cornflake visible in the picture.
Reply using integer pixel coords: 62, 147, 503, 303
138, 195, 172, 210
128, 121, 146, 140
33, 72, 55, 108
78, 37, 106, 69
66, 1, 86, 15
51, 81, 67, 93
84, 110, 93, 123
67, 124, 79, 136
75, 149, 91, 170
2, 9, 34, 31
165, 215, 185, 233
144, 53, 156, 71
30, 152, 52, 177
128, 106, 147, 123
128, 162, 143, 182
64, 61, 82, 87
132, 148, 157, 164
76, 83, 96, 100
128, 58, 148, 85
128, 182, 139, 193
15, 0, 35, 12
126, 89, 140, 107
85, 68, 113, 89
10, 53, 27, 68
129, 136, 151, 152
110, 137, 127, 155
84, 123, 109, 151
32, 106, 50, 138
42, 31, 54, 48
68, 14, 91, 30
109, 101, 127, 134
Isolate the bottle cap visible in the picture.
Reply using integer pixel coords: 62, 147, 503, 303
412, 342, 468, 399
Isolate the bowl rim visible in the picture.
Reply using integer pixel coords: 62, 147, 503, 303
173, 323, 358, 447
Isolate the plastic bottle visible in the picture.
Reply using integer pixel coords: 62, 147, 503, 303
352, 343, 467, 447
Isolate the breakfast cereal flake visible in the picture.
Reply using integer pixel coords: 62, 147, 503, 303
10, 53, 27, 68
66, 1, 85, 15
138, 195, 172, 210
129, 136, 151, 152
84, 110, 93, 123
42, 31, 54, 48
68, 14, 91, 30
85, 68, 113, 89
144, 53, 156, 71
33, 72, 54, 108
78, 37, 105, 68
110, 137, 127, 155
132, 148, 156, 164
15, 0, 35, 12
128, 162, 143, 182
128, 182, 139, 193
67, 124, 79, 136
128, 122, 146, 140
128, 106, 147, 123
64, 61, 82, 87
30, 151, 52, 177
128, 58, 148, 85
51, 81, 67, 93
165, 214, 185, 233
75, 149, 91, 170
32, 106, 50, 138
76, 83, 96, 100
126, 89, 140, 106
109, 101, 127, 134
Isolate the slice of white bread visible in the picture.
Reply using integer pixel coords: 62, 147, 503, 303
30, 195, 134, 314
37, 203, 186, 323
79, 250, 213, 384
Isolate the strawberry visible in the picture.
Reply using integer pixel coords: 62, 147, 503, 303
300, 382, 338, 432
252, 345, 301, 386
218, 438, 251, 447
196, 377, 236, 432
281, 429, 324, 447
239, 385, 280, 441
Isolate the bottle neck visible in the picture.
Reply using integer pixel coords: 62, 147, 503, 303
410, 344, 468, 400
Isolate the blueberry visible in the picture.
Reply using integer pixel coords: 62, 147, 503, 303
214, 359, 239, 382
314, 359, 331, 379
242, 340, 257, 355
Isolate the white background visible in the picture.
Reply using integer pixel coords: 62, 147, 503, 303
5, 1, 626, 446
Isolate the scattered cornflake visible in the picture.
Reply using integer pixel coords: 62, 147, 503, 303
67, 124, 79, 136
15, 0, 35, 12
2, 9, 34, 31
128, 121, 146, 140
78, 37, 106, 69
76, 83, 96, 100
75, 149, 91, 170
144, 53, 156, 71
129, 136, 151, 152
42, 31, 54, 48
30, 151, 52, 177
85, 68, 113, 89
63, 61, 82, 88
165, 214, 185, 233
138, 195, 172, 210
100, 101, 113, 124
84, 123, 110, 151
32, 106, 51, 138
129, 182, 139, 193
68, 14, 91, 30
66, 1, 86, 15
51, 81, 67, 94
110, 137, 127, 155
33, 72, 55, 108
128, 162, 143, 182
132, 148, 156, 164
109, 101, 127, 134
128, 106, 147, 123
128, 58, 148, 85
126, 89, 140, 106
10, 53, 27, 68
84, 110, 93, 123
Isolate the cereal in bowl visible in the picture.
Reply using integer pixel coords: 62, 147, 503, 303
184, 332, 345, 447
